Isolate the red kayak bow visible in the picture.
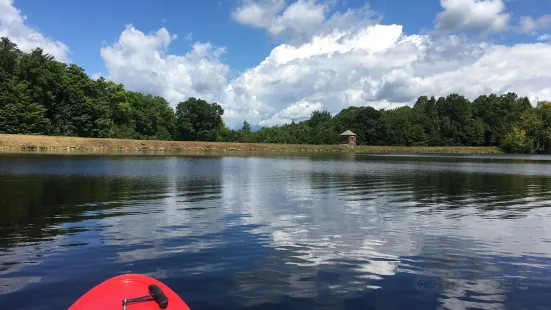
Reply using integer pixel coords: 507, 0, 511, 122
69, 274, 191, 310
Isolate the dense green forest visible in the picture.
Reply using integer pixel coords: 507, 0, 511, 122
1, 37, 551, 153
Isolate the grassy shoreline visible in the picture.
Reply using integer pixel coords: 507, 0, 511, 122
0, 134, 503, 155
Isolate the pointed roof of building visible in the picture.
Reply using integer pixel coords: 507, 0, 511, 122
340, 130, 356, 136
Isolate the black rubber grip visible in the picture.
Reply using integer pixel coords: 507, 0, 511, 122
148, 285, 169, 309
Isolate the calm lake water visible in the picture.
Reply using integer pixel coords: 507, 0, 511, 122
1, 153, 551, 310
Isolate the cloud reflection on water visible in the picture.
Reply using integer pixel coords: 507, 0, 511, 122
2, 154, 551, 309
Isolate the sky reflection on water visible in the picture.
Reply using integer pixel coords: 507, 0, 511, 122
1, 153, 551, 309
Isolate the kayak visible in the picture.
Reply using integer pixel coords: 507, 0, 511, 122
69, 274, 191, 310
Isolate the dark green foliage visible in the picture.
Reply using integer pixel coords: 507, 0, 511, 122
1, 37, 550, 154
242, 121, 251, 133
501, 128, 533, 154
175, 97, 224, 141
127, 91, 176, 140
0, 81, 50, 134
0, 37, 177, 140
246, 92, 551, 153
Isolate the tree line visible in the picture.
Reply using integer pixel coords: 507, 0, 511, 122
1, 37, 550, 153
242, 94, 551, 154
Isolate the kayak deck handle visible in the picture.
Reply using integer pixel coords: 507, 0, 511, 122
148, 284, 169, 309
122, 284, 169, 310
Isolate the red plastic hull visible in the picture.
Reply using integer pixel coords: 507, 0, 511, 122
69, 274, 191, 310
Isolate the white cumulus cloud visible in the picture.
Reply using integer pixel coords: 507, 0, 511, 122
100, 25, 229, 105
259, 100, 323, 127
232, 0, 328, 43
96, 1, 551, 129
519, 15, 551, 34
0, 0, 69, 62
434, 0, 510, 34
231, 0, 378, 44
219, 24, 551, 127
537, 33, 551, 42
232, 0, 287, 29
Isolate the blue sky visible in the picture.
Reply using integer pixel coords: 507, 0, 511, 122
15, 0, 272, 73
14, 0, 549, 75
2, 0, 551, 128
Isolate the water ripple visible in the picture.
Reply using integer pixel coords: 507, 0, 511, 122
2, 154, 551, 309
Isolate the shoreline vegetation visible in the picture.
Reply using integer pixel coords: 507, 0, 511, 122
1, 37, 550, 155
0, 134, 502, 155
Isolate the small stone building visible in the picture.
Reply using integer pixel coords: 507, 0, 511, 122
340, 130, 357, 147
